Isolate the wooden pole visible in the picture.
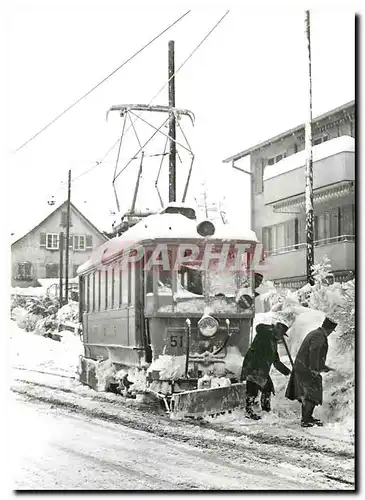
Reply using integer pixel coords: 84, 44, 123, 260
305, 10, 314, 286
59, 232, 64, 306
65, 170, 71, 302
168, 40, 176, 202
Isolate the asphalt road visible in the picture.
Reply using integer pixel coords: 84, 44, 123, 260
10, 394, 338, 491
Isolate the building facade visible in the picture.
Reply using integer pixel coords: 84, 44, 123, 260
223, 101, 355, 287
11, 202, 108, 287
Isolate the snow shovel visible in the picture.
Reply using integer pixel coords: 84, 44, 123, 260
281, 336, 294, 368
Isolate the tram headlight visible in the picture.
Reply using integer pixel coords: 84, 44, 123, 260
197, 220, 215, 237
198, 315, 218, 337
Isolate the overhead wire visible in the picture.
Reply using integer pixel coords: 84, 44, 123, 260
48, 9, 231, 197
78, 9, 231, 185
13, 10, 191, 154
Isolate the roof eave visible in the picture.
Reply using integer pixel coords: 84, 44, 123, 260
223, 100, 355, 164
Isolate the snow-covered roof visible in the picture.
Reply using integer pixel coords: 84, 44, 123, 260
263, 136, 355, 181
78, 213, 258, 273
11, 200, 108, 246
223, 101, 355, 163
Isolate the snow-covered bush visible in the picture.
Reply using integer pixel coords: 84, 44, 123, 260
259, 256, 355, 352
12, 306, 40, 332
296, 256, 355, 352
57, 301, 79, 323
10, 294, 78, 339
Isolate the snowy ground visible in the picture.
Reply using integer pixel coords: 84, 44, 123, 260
9, 320, 355, 490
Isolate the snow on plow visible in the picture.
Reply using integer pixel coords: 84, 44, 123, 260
169, 382, 246, 419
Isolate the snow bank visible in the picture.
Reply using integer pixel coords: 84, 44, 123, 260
10, 320, 83, 377
12, 307, 42, 331
268, 307, 354, 437
11, 286, 47, 297
264, 135, 355, 180
224, 345, 244, 379
147, 355, 186, 380
57, 301, 79, 323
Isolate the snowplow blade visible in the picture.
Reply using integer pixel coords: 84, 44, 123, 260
169, 382, 246, 419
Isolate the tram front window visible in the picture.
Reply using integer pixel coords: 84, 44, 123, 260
154, 267, 252, 314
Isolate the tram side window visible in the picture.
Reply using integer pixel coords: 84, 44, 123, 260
130, 265, 136, 305
86, 275, 90, 313
121, 267, 129, 305
89, 272, 94, 312
107, 266, 114, 310
83, 275, 88, 312
104, 269, 109, 310
113, 266, 120, 308
100, 269, 106, 311
99, 270, 106, 311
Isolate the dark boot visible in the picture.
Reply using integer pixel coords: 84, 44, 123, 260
261, 391, 271, 412
301, 420, 315, 428
301, 399, 316, 427
246, 395, 261, 420
309, 416, 323, 426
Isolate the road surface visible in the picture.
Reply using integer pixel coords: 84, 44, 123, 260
10, 387, 354, 491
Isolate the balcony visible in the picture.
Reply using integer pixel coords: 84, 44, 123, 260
261, 235, 355, 281
263, 136, 355, 206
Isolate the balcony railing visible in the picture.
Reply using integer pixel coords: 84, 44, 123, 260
265, 234, 355, 257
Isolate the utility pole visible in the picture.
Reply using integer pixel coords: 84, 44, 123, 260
168, 40, 176, 202
59, 232, 64, 306
305, 10, 314, 285
65, 170, 71, 302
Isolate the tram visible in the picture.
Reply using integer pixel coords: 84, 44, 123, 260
77, 204, 259, 418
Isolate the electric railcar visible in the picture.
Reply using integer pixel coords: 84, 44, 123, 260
77, 205, 259, 418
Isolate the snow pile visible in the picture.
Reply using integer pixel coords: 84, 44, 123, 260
224, 345, 244, 379
159, 297, 239, 314
254, 257, 355, 435
11, 286, 46, 297
268, 308, 354, 438
95, 358, 116, 391
10, 321, 83, 377
147, 355, 186, 380
12, 307, 41, 332
57, 301, 79, 323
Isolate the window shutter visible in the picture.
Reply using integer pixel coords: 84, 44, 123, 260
86, 235, 93, 248
40, 233, 46, 246
69, 235, 73, 248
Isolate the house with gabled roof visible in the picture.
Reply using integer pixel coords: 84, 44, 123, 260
11, 201, 108, 287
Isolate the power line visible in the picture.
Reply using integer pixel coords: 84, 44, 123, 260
73, 10, 231, 185
13, 10, 191, 154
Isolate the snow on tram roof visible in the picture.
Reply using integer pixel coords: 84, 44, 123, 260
78, 213, 258, 273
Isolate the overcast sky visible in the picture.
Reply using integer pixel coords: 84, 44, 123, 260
5, 0, 355, 236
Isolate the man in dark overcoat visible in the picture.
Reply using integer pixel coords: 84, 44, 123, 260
240, 321, 292, 420
285, 317, 337, 427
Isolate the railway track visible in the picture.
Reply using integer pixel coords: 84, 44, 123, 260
11, 368, 355, 489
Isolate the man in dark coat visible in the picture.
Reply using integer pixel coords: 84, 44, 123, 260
240, 321, 292, 420
285, 317, 337, 427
